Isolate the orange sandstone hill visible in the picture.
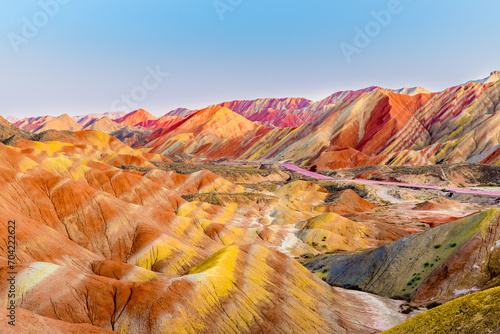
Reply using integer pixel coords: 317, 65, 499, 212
113, 108, 158, 126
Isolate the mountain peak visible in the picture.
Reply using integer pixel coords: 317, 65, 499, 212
58, 114, 73, 121
84, 116, 124, 134
468, 71, 500, 84
388, 87, 431, 96
488, 71, 500, 81
31, 113, 83, 134
6, 116, 19, 123
114, 109, 158, 126
166, 105, 262, 139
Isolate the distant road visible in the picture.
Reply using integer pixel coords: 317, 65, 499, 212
279, 164, 500, 197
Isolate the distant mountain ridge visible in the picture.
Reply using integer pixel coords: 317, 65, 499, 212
6, 71, 500, 168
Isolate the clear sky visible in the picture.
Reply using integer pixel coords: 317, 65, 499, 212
1, 0, 499, 118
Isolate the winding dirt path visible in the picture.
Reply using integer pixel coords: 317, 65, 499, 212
279, 164, 500, 197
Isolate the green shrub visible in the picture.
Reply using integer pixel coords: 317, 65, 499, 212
434, 244, 441, 249
450, 242, 457, 247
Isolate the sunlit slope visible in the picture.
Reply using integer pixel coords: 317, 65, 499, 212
383, 286, 500, 334
1, 245, 407, 333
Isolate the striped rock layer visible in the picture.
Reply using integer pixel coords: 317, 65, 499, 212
0, 131, 415, 333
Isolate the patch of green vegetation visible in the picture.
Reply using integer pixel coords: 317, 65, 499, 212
434, 244, 441, 249
450, 242, 457, 247
424, 262, 430, 268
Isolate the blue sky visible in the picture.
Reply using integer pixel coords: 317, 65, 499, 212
1, 0, 499, 118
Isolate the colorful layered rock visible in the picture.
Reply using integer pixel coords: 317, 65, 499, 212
304, 209, 500, 305
0, 246, 407, 333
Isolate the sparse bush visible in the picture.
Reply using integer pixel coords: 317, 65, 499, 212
450, 242, 457, 247
434, 244, 441, 249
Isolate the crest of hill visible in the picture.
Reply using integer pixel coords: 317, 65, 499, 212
32, 114, 83, 134
84, 116, 125, 133
0, 116, 33, 142
163, 105, 264, 138
387, 87, 431, 96
14, 115, 54, 132
73, 111, 126, 127
113, 109, 158, 126
6, 116, 19, 123
469, 70, 500, 84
